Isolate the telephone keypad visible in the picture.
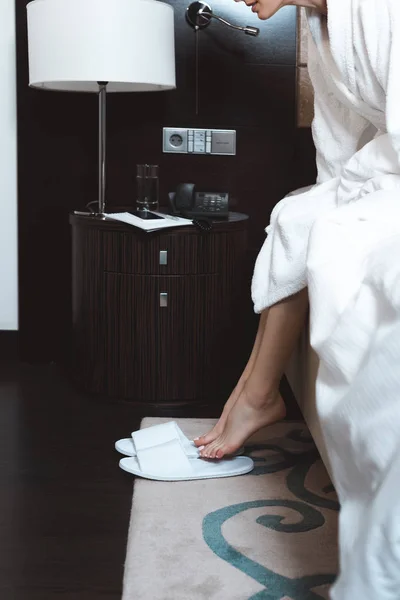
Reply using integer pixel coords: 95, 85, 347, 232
195, 193, 229, 216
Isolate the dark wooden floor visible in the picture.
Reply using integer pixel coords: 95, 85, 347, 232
0, 362, 150, 599
0, 362, 300, 599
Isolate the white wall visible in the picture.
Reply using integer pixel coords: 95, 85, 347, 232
0, 2, 18, 330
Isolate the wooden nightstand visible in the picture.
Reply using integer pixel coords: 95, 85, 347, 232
70, 212, 248, 410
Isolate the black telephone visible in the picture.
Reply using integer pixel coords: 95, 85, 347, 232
168, 183, 229, 219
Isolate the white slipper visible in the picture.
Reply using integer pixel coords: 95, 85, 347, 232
115, 421, 244, 458
118, 421, 254, 481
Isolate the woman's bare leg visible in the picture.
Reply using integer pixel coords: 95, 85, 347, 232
194, 310, 269, 447
200, 289, 309, 459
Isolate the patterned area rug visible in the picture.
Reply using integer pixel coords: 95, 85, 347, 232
122, 418, 339, 600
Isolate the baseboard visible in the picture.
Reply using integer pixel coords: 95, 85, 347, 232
0, 331, 19, 361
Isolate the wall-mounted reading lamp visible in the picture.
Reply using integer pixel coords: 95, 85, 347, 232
186, 1, 260, 37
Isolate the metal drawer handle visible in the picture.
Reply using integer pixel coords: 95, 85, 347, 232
160, 292, 168, 307
159, 250, 168, 265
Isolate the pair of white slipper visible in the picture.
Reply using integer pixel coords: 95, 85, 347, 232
115, 421, 254, 481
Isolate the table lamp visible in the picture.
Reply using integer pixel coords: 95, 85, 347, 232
26, 0, 176, 216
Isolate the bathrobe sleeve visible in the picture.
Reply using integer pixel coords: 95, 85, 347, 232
306, 34, 371, 184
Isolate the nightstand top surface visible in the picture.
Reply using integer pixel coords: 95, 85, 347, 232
70, 211, 248, 233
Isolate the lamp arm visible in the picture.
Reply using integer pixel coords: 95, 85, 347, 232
202, 11, 259, 36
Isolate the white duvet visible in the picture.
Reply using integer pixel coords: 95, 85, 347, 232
251, 1, 400, 597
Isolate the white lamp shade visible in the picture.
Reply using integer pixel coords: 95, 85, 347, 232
27, 0, 176, 92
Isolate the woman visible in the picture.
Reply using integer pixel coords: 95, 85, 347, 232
197, 2, 400, 596
195, 0, 400, 458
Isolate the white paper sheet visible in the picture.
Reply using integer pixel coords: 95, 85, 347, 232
104, 211, 193, 233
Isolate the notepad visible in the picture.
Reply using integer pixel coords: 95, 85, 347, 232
104, 212, 193, 233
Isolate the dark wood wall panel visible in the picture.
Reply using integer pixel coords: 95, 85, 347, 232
16, 0, 315, 364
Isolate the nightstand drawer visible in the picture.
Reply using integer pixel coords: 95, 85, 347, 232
103, 272, 225, 401
103, 229, 224, 275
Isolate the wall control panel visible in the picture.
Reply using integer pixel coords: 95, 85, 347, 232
163, 128, 236, 156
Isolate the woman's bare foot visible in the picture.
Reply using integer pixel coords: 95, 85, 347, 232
199, 387, 286, 459
193, 378, 247, 448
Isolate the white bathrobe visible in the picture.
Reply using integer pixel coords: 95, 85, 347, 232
252, 1, 400, 598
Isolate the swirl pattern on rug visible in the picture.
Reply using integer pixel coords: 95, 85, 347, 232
203, 426, 339, 600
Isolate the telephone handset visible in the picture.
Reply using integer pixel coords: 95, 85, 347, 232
168, 183, 229, 219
